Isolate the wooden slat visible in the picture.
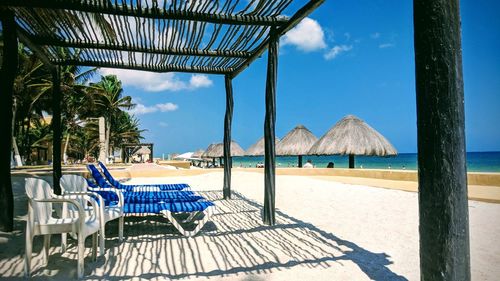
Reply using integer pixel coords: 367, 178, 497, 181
3, 0, 289, 26
52, 59, 232, 74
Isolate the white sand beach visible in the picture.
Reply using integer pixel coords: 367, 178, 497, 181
1, 171, 499, 280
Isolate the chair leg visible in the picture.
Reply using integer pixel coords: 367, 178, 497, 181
24, 227, 33, 277
92, 233, 98, 262
119, 216, 124, 241
61, 233, 67, 253
43, 235, 51, 265
77, 234, 85, 279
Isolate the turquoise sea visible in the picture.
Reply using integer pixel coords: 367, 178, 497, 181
227, 151, 500, 172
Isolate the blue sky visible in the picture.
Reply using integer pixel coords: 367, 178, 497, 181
98, 0, 500, 155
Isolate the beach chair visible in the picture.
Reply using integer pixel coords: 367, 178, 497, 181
24, 178, 100, 278
88, 164, 188, 192
124, 201, 215, 237
98, 162, 190, 190
60, 174, 125, 256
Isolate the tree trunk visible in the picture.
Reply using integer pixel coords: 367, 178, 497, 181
63, 131, 70, 164
11, 99, 22, 167
105, 119, 111, 163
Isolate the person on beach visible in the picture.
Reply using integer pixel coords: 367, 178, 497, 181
303, 159, 314, 168
327, 162, 334, 168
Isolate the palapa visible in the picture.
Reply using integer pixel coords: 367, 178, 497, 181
202, 141, 245, 158
245, 137, 280, 156
276, 125, 317, 167
308, 115, 397, 168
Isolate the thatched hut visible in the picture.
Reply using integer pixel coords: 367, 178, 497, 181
308, 115, 397, 168
276, 125, 318, 167
191, 149, 205, 158
202, 141, 245, 167
245, 137, 280, 156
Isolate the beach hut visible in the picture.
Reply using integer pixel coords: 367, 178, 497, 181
202, 141, 245, 167
276, 125, 318, 167
191, 149, 205, 158
308, 115, 397, 168
245, 137, 280, 156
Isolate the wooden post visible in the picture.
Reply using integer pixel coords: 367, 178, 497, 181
0, 12, 18, 232
223, 75, 234, 199
349, 154, 355, 169
52, 67, 62, 195
414, 1, 470, 280
263, 27, 278, 225
298, 155, 303, 168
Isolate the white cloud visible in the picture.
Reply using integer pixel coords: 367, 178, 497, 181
371, 32, 381, 39
156, 102, 178, 112
379, 43, 395, 48
128, 102, 179, 115
189, 74, 213, 88
281, 18, 326, 52
323, 45, 353, 60
99, 69, 213, 92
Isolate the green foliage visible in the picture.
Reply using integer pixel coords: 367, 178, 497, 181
12, 48, 143, 163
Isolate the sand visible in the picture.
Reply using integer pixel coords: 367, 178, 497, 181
1, 171, 499, 280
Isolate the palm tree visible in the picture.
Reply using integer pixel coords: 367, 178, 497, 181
91, 75, 135, 161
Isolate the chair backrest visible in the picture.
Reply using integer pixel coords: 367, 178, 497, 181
60, 174, 89, 214
60, 174, 88, 193
87, 164, 113, 188
98, 162, 121, 187
25, 178, 54, 223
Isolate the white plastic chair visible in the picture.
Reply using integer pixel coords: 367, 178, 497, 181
60, 174, 124, 256
24, 177, 100, 278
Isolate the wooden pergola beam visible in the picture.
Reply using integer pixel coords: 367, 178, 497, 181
414, 0, 470, 279
3, 1, 289, 26
223, 75, 234, 199
51, 60, 232, 75
15, 27, 55, 71
230, 0, 326, 79
27, 35, 254, 58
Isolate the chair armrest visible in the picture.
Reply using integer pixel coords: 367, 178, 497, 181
58, 194, 100, 222
32, 198, 85, 222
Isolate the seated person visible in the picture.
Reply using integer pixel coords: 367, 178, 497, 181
303, 160, 314, 168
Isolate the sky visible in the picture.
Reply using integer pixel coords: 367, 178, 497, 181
96, 0, 500, 155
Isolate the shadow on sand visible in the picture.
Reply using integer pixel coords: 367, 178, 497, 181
0, 178, 407, 280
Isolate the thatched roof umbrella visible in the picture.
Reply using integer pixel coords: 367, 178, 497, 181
276, 125, 318, 167
308, 115, 397, 168
191, 149, 205, 158
202, 141, 245, 166
245, 137, 280, 156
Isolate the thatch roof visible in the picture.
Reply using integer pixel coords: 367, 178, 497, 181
308, 115, 397, 156
276, 125, 318, 156
245, 137, 280, 156
192, 149, 205, 158
134, 146, 151, 155
202, 141, 245, 158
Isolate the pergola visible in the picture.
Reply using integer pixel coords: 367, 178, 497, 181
0, 0, 470, 279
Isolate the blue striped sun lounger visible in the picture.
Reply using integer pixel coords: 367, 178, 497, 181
87, 164, 188, 192
98, 162, 190, 191
86, 165, 215, 236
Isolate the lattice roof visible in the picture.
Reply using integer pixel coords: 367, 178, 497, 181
1, 0, 323, 77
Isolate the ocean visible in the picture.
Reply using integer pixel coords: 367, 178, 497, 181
227, 151, 500, 172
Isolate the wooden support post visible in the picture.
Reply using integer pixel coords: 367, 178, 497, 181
0, 12, 18, 232
263, 27, 278, 226
349, 154, 355, 169
52, 67, 62, 195
298, 155, 303, 168
414, 1, 470, 280
223, 75, 234, 199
